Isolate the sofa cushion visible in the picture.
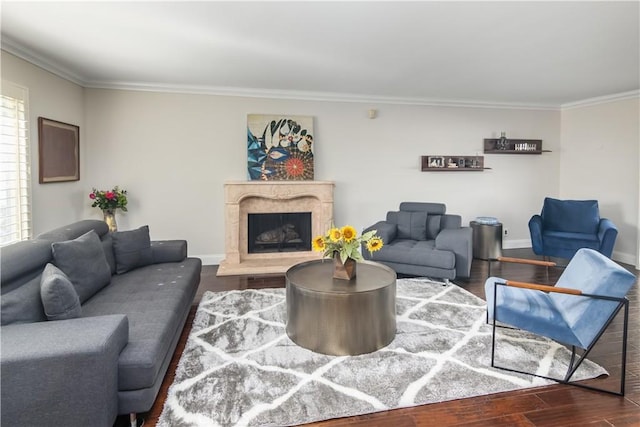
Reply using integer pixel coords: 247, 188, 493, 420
40, 263, 82, 321
426, 215, 441, 240
52, 230, 112, 304
543, 230, 600, 252
396, 211, 428, 240
81, 258, 201, 390
1, 275, 47, 325
101, 234, 117, 275
542, 198, 600, 234
112, 225, 153, 274
378, 240, 455, 269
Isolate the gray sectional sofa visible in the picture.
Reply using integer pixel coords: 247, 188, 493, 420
0, 220, 202, 427
362, 202, 472, 280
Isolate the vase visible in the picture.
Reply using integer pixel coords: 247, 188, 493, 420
102, 208, 118, 232
498, 131, 508, 150
333, 254, 357, 280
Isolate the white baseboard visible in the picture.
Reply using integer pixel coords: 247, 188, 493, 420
502, 239, 531, 249
193, 254, 224, 266
612, 250, 637, 268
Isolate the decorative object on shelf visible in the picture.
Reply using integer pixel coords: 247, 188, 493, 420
484, 138, 548, 154
497, 131, 508, 150
421, 155, 487, 171
247, 114, 314, 181
89, 186, 128, 232
312, 225, 383, 280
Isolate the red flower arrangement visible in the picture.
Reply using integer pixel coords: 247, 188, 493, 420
89, 186, 128, 211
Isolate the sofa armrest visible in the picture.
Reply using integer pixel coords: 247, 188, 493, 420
362, 221, 397, 259
597, 218, 618, 258
528, 214, 544, 255
440, 214, 462, 230
151, 240, 187, 263
1, 315, 129, 427
435, 227, 473, 278
364, 221, 397, 245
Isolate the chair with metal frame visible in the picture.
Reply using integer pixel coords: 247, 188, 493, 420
485, 248, 636, 396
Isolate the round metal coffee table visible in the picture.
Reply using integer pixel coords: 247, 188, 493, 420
285, 259, 397, 356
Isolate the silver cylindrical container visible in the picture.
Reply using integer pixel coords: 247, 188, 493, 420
286, 259, 396, 356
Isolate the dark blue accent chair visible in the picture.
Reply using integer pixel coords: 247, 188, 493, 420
529, 197, 618, 259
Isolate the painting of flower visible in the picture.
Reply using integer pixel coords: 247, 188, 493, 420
247, 114, 314, 181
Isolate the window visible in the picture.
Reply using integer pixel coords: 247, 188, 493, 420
1, 82, 31, 246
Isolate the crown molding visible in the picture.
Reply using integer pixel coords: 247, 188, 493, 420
561, 90, 640, 110
5, 39, 635, 111
85, 80, 560, 111
1, 36, 86, 86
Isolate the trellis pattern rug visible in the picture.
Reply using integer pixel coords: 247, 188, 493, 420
158, 278, 607, 427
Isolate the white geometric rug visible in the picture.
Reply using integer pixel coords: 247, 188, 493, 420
157, 278, 606, 427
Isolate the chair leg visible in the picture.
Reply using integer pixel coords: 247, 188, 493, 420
129, 413, 144, 427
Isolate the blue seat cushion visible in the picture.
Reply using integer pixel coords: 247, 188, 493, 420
484, 278, 582, 347
542, 230, 600, 251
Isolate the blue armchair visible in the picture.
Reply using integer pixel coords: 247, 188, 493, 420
529, 197, 618, 259
485, 248, 636, 395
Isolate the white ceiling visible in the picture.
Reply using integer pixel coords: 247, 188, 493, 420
2, 1, 639, 108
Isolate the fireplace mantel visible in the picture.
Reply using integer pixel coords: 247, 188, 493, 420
217, 181, 334, 276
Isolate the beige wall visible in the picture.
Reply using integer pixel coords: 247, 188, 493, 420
82, 88, 561, 262
1, 52, 85, 235
8, 48, 638, 266
560, 97, 640, 265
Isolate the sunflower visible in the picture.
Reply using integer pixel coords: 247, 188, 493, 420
329, 227, 342, 242
341, 225, 357, 242
312, 235, 326, 252
366, 236, 384, 252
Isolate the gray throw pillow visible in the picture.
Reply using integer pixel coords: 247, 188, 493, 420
52, 230, 112, 303
112, 225, 153, 274
396, 211, 428, 240
40, 263, 82, 321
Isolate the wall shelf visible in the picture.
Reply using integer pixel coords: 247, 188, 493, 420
484, 138, 550, 154
421, 155, 489, 172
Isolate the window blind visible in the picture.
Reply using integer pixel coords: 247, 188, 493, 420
1, 82, 31, 246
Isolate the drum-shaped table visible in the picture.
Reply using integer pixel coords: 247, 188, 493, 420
285, 259, 397, 356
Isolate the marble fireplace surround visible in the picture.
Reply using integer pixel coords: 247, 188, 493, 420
217, 181, 334, 276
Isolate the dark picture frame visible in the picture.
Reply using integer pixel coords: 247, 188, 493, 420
38, 117, 79, 183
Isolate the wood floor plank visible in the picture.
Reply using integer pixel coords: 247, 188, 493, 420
525, 387, 640, 425
118, 248, 639, 427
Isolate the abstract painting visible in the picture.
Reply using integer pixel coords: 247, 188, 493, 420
247, 114, 314, 181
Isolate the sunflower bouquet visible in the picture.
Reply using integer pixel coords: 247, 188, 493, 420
312, 225, 383, 263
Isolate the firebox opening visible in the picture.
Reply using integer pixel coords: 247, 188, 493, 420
248, 212, 312, 254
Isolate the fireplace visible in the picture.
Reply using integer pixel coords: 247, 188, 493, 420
248, 212, 312, 254
217, 181, 334, 276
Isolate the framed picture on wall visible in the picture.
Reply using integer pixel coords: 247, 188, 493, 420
427, 156, 444, 168
38, 117, 80, 183
247, 114, 314, 181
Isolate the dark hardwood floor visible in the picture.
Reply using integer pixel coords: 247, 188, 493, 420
124, 249, 640, 426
